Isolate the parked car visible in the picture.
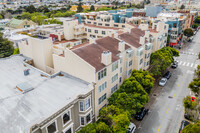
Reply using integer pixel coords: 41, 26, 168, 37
159, 78, 167, 86
188, 36, 194, 42
194, 31, 197, 35
135, 107, 147, 121
171, 61, 178, 68
127, 122, 136, 133
179, 120, 190, 133
164, 71, 171, 79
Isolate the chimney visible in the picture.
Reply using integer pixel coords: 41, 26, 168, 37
139, 36, 145, 45
118, 41, 125, 52
114, 32, 118, 38
89, 37, 96, 44
101, 51, 112, 66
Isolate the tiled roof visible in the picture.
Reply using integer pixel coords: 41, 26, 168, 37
119, 28, 145, 48
72, 36, 130, 71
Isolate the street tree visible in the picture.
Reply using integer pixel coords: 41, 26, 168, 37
90, 5, 95, 11
0, 33, 14, 58
131, 69, 155, 93
150, 47, 179, 77
99, 105, 130, 133
25, 5, 37, 13
192, 24, 199, 29
77, 2, 83, 13
180, 4, 185, 9
182, 122, 200, 133
183, 96, 197, 110
195, 17, 200, 24
188, 78, 200, 96
195, 65, 200, 78
184, 28, 194, 38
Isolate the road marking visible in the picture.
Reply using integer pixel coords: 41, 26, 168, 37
186, 62, 190, 66
182, 74, 184, 77
182, 62, 186, 66
173, 94, 175, 98
178, 83, 180, 87
179, 61, 182, 65
157, 126, 161, 133
191, 63, 194, 67
166, 108, 169, 114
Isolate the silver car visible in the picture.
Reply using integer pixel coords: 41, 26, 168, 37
127, 122, 136, 133
159, 78, 167, 86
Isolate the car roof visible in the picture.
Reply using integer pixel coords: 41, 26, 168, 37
128, 122, 136, 129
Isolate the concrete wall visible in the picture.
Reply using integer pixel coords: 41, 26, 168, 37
53, 48, 96, 83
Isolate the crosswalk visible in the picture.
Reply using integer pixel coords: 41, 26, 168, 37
180, 51, 198, 56
178, 61, 199, 68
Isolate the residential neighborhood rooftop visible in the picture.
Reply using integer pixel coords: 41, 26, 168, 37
0, 55, 92, 133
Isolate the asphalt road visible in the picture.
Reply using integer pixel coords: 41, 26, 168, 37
136, 31, 200, 133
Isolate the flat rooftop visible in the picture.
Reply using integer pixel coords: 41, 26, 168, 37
0, 55, 92, 133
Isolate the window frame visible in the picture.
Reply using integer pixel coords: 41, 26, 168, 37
79, 111, 92, 126
62, 123, 73, 133
46, 120, 58, 133
62, 109, 72, 127
79, 96, 91, 112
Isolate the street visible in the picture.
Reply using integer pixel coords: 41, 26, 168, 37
136, 31, 200, 133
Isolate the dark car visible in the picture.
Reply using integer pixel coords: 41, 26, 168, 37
164, 71, 171, 79
171, 61, 178, 68
135, 107, 147, 121
179, 120, 190, 133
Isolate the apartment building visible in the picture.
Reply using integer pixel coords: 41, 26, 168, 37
157, 12, 186, 46
0, 55, 94, 133
177, 10, 193, 29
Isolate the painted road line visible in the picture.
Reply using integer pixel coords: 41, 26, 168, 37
186, 62, 190, 66
178, 83, 180, 87
191, 63, 194, 67
173, 94, 175, 98
166, 108, 169, 114
182, 62, 186, 66
182, 74, 184, 77
179, 61, 182, 65
157, 126, 161, 133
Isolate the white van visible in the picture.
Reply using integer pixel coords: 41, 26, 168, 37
127, 122, 136, 133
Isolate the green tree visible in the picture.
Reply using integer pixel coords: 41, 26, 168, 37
77, 2, 83, 13
184, 28, 194, 38
0, 14, 3, 19
188, 78, 200, 96
0, 33, 14, 58
150, 47, 179, 77
13, 48, 20, 55
195, 65, 200, 78
192, 24, 199, 29
180, 4, 185, 9
183, 96, 197, 110
21, 12, 32, 19
131, 69, 155, 93
182, 122, 200, 133
90, 5, 95, 11
25, 5, 37, 13
99, 105, 130, 133
195, 17, 200, 24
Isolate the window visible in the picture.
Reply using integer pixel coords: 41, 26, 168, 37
86, 113, 91, 123
98, 93, 107, 105
102, 31, 106, 35
94, 22, 97, 25
85, 97, 90, 110
119, 77, 122, 83
111, 74, 118, 83
88, 29, 91, 32
111, 84, 118, 94
120, 67, 122, 73
140, 58, 143, 65
65, 128, 72, 133
128, 69, 132, 76
47, 122, 57, 133
122, 25, 125, 28
80, 102, 84, 111
95, 30, 98, 33
114, 24, 118, 27
81, 117, 84, 125
85, 28, 87, 31
63, 111, 70, 125
129, 60, 133, 66
98, 68, 107, 80
105, 24, 110, 26
98, 23, 102, 26
112, 61, 118, 72
120, 57, 123, 64
98, 82, 107, 93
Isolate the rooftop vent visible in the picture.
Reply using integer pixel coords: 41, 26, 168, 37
16, 82, 33, 94
24, 69, 30, 76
